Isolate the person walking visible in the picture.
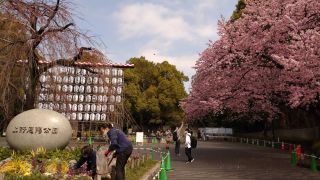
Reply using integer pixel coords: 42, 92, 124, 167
185, 128, 194, 163
173, 123, 183, 156
100, 123, 133, 180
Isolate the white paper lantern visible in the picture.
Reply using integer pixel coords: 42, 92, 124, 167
85, 95, 91, 102
97, 95, 103, 102
86, 86, 92, 93
80, 76, 86, 84
67, 104, 72, 111
109, 105, 115, 112
116, 96, 121, 103
105, 77, 110, 84
84, 113, 89, 121
69, 76, 74, 83
62, 85, 68, 92
74, 85, 79, 93
118, 69, 123, 76
110, 95, 115, 103
79, 85, 85, 93
93, 86, 98, 93
91, 104, 96, 111
117, 87, 122, 94
79, 95, 84, 102
102, 105, 107, 111
71, 113, 77, 120
69, 68, 75, 74
49, 103, 54, 110
73, 94, 78, 102
67, 95, 72, 102
77, 113, 83, 120
95, 114, 100, 121
87, 77, 92, 84
75, 77, 80, 84
57, 85, 62, 91
57, 76, 62, 83
101, 114, 106, 121
93, 77, 98, 84
72, 104, 77, 111
92, 95, 97, 102
61, 103, 67, 110
55, 94, 61, 101
81, 69, 87, 75
96, 104, 102, 112
84, 104, 90, 111
78, 104, 83, 111
118, 78, 123, 85
40, 75, 46, 83
112, 78, 117, 84
54, 103, 60, 110
68, 85, 73, 93
98, 78, 104, 85
112, 69, 117, 76
63, 76, 68, 83
76, 68, 81, 75
52, 75, 57, 82
59, 67, 65, 73
103, 95, 108, 103
99, 86, 104, 93
90, 113, 95, 121
105, 69, 110, 75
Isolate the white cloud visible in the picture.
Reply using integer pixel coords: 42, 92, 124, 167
139, 48, 197, 91
195, 25, 218, 39
114, 3, 193, 41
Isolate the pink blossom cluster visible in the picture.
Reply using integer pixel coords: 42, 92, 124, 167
183, 0, 320, 121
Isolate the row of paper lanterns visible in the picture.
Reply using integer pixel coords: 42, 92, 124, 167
47, 67, 123, 77
38, 94, 122, 103
39, 75, 123, 85
38, 103, 116, 112
62, 112, 109, 121
40, 85, 122, 94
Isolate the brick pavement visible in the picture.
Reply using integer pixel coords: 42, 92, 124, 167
166, 141, 320, 180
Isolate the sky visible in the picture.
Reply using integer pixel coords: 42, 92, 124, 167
74, 0, 239, 92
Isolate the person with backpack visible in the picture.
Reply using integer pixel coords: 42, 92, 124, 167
184, 128, 194, 163
173, 123, 183, 156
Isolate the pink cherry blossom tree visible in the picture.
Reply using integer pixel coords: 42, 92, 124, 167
183, 0, 320, 124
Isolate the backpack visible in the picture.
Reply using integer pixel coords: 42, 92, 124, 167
191, 135, 197, 148
173, 131, 178, 141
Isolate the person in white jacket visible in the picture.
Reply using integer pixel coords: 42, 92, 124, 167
185, 128, 194, 163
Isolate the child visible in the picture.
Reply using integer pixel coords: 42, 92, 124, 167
73, 145, 97, 177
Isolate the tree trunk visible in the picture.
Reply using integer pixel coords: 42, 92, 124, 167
24, 50, 39, 110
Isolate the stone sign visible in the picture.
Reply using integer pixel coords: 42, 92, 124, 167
6, 109, 72, 150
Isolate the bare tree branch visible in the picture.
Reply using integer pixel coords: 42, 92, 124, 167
37, 0, 60, 35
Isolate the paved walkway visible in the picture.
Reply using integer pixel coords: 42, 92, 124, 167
166, 141, 320, 180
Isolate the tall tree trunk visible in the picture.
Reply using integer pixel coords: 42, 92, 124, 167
24, 49, 38, 110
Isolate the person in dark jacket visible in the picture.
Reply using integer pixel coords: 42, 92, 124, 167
100, 123, 133, 180
74, 145, 97, 177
